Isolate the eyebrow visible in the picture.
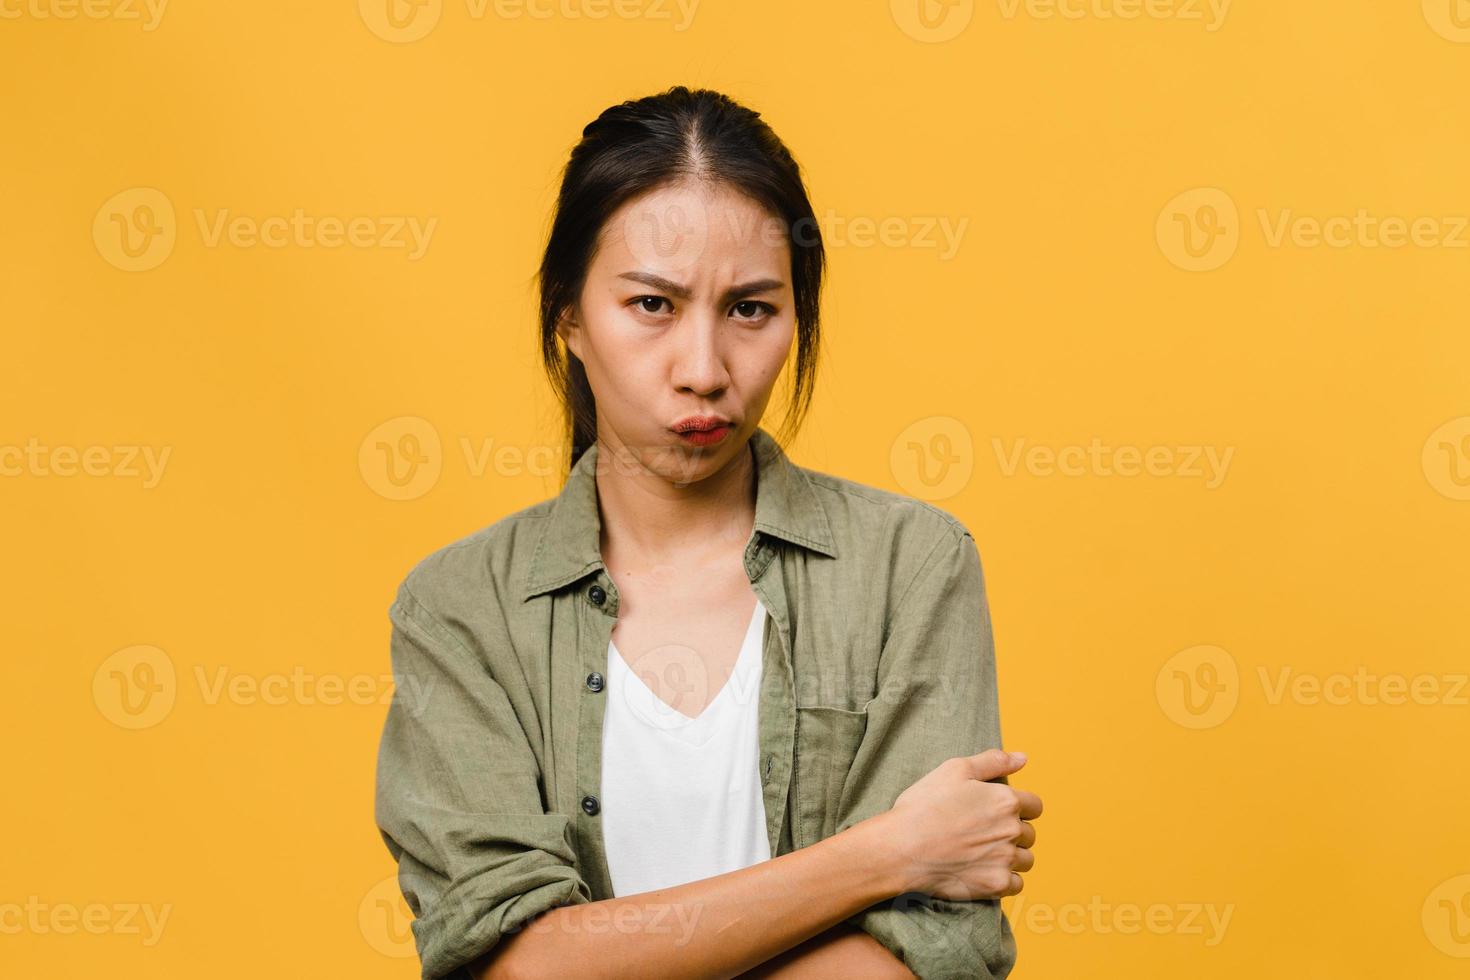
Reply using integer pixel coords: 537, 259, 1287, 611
616, 271, 786, 308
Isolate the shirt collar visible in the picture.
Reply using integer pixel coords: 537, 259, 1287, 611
521, 425, 837, 600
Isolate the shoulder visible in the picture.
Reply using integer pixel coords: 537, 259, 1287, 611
391, 496, 555, 616
784, 461, 989, 667
798, 461, 975, 553
788, 460, 983, 606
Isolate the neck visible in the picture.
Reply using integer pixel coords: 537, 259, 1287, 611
593, 433, 757, 568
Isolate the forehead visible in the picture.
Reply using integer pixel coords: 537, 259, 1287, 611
594, 179, 791, 278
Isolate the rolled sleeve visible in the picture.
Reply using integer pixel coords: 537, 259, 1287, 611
375, 581, 592, 980
835, 525, 1017, 980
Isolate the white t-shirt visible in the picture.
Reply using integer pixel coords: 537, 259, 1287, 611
600, 599, 773, 897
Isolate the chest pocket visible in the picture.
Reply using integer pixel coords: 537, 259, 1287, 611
792, 703, 869, 848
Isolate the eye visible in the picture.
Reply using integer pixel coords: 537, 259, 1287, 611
632, 295, 672, 315
731, 300, 776, 322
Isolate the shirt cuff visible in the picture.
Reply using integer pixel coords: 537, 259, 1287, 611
850, 893, 1016, 980
413, 867, 592, 980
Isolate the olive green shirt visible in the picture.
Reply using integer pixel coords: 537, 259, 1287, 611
374, 426, 1016, 980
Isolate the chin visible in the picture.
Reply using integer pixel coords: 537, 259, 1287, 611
656, 441, 734, 485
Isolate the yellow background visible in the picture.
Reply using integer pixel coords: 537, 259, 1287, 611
4, 0, 1469, 976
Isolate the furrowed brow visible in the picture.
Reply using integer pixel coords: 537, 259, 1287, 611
617, 272, 786, 308
718, 279, 785, 307
617, 271, 692, 300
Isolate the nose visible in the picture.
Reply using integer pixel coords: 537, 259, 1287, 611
670, 311, 730, 397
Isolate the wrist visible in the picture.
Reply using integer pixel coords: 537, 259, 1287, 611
836, 811, 921, 900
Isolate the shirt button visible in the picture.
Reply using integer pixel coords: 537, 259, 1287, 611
588, 585, 606, 606
581, 795, 600, 816
585, 671, 604, 693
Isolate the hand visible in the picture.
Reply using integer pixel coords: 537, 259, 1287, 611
880, 749, 1042, 901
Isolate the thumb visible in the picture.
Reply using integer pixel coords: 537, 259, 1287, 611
962, 748, 1027, 781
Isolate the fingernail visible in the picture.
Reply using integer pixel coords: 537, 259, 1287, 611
1009, 751, 1028, 764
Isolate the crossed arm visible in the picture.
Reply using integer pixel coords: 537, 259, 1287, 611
378, 521, 1015, 980
735, 921, 917, 979
467, 813, 918, 980
378, 583, 919, 980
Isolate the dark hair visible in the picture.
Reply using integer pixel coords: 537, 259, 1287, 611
537, 85, 826, 475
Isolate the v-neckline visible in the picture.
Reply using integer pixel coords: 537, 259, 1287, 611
610, 600, 765, 724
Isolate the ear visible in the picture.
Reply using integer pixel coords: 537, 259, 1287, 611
554, 305, 583, 360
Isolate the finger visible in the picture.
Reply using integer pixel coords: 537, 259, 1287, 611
1001, 871, 1025, 897
1013, 789, 1043, 820
1014, 820, 1036, 849
1011, 846, 1034, 873
962, 748, 1027, 782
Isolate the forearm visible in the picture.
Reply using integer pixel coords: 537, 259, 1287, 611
475, 813, 908, 980
735, 922, 917, 979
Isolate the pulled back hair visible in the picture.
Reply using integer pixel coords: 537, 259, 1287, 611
537, 85, 825, 475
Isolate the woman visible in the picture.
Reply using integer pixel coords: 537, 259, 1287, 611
375, 85, 1042, 980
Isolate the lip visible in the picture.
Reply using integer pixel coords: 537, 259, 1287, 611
671, 415, 733, 433
671, 415, 734, 447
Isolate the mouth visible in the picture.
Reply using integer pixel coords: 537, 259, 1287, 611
672, 416, 734, 447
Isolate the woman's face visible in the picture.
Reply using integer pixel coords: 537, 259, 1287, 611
557, 179, 797, 487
